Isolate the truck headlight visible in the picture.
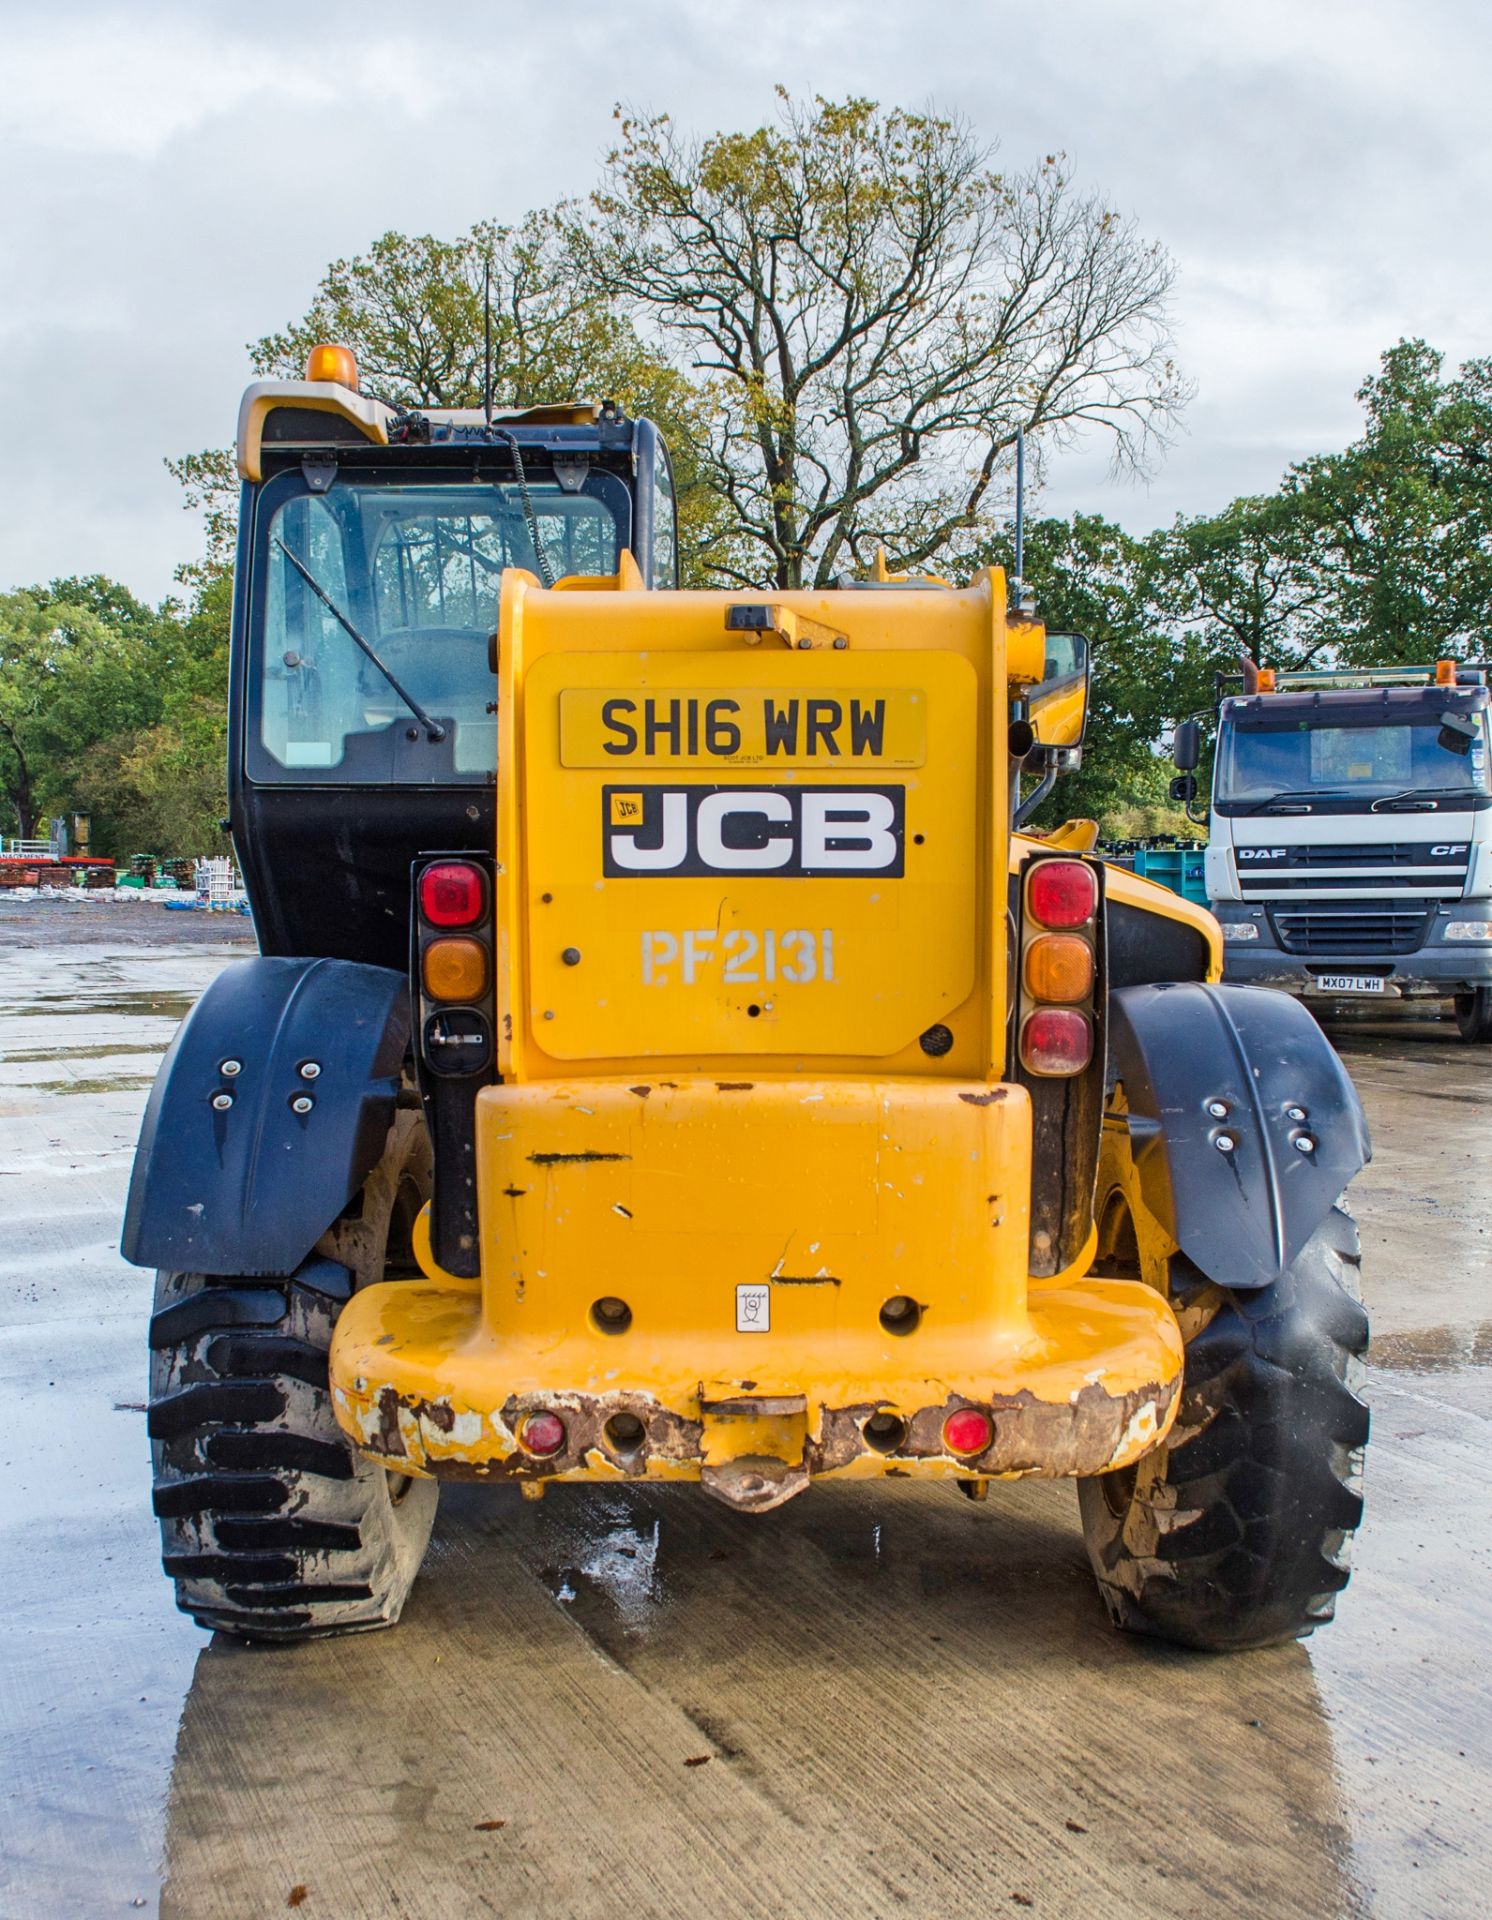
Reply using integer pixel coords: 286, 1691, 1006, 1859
1446, 920, 1492, 940
1222, 922, 1260, 942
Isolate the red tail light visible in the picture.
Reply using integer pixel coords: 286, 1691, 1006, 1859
419, 861, 485, 928
519, 1411, 567, 1457
1020, 1007, 1092, 1077
943, 1408, 994, 1455
1026, 859, 1097, 929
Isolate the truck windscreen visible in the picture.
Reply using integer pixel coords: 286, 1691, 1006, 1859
247, 471, 629, 784
1216, 708, 1491, 809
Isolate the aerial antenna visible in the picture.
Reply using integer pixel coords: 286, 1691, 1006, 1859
482, 257, 494, 429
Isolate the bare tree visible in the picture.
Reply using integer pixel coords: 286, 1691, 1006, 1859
582, 93, 1189, 587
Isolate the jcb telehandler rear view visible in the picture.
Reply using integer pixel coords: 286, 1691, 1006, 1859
123, 349, 1371, 1652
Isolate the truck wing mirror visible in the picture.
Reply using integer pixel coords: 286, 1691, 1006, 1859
1026, 633, 1090, 749
1172, 717, 1201, 771
1169, 774, 1198, 804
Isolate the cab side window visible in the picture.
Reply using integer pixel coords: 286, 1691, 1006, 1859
652, 447, 678, 588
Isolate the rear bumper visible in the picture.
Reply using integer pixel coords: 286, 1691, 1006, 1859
330, 1269, 1182, 1497
328, 1074, 1183, 1504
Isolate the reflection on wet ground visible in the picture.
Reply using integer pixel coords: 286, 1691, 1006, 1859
1, 949, 1489, 1917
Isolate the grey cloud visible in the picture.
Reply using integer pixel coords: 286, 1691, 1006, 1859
1, 0, 1489, 595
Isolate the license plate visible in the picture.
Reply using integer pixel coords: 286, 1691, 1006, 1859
1311, 973, 1387, 994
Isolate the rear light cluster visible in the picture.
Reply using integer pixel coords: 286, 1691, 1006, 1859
1018, 857, 1099, 1078
414, 857, 496, 1080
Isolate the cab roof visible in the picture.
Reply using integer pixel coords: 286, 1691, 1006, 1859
237, 379, 628, 482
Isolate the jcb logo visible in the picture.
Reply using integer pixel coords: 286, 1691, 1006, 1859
602, 785, 905, 878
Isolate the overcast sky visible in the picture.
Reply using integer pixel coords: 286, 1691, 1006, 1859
2, 0, 1488, 603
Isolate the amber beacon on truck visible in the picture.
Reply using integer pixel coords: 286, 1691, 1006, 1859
122, 348, 1372, 1654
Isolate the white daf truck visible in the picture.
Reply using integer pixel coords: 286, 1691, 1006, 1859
1172, 663, 1492, 1041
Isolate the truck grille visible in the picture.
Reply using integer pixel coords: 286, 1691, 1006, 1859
1271, 907, 1432, 957
1251, 840, 1466, 869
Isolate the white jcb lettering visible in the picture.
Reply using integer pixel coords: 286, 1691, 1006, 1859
800, 792, 898, 870
611, 791, 688, 869
695, 792, 793, 869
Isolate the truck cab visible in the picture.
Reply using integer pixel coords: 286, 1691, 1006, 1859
1179, 664, 1492, 1040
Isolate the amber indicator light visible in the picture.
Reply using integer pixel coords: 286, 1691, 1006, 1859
423, 937, 488, 1003
1023, 932, 1093, 1005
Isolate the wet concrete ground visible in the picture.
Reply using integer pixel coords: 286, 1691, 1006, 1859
0, 931, 1488, 1918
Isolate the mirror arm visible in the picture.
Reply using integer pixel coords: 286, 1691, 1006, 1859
1013, 752, 1060, 829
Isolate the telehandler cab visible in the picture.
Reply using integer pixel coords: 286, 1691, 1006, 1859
124, 349, 1371, 1652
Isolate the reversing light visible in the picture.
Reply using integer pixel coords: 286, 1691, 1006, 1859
423, 937, 488, 1002
1020, 1007, 1093, 1077
519, 1411, 567, 1457
1026, 859, 1097, 930
1023, 932, 1094, 1003
305, 342, 359, 389
943, 1407, 994, 1456
419, 861, 485, 928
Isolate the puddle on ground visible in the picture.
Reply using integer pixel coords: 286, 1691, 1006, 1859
11, 991, 199, 1020
1370, 1321, 1492, 1372
0, 1041, 173, 1064
28, 1073, 160, 1095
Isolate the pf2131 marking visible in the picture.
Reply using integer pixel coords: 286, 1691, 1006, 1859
641, 928, 836, 986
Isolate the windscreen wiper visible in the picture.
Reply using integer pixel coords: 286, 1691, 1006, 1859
1370, 788, 1464, 811
1241, 789, 1355, 814
274, 540, 446, 743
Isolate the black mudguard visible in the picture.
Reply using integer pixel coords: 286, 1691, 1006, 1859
121, 957, 410, 1277
1107, 982, 1370, 1291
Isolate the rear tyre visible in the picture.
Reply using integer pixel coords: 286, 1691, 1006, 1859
147, 1111, 437, 1640
1078, 1197, 1368, 1653
1453, 985, 1492, 1043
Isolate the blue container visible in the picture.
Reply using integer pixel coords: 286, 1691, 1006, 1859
1130, 845, 1209, 907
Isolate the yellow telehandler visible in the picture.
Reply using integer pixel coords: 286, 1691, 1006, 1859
124, 350, 1370, 1651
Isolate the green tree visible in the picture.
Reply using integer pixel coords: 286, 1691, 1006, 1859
968, 514, 1194, 831
1285, 340, 1492, 662
581, 93, 1187, 588
0, 590, 161, 840
249, 217, 722, 583
78, 570, 234, 858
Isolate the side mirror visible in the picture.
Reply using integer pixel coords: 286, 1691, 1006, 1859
1173, 717, 1201, 771
1169, 774, 1198, 804
1026, 632, 1090, 749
